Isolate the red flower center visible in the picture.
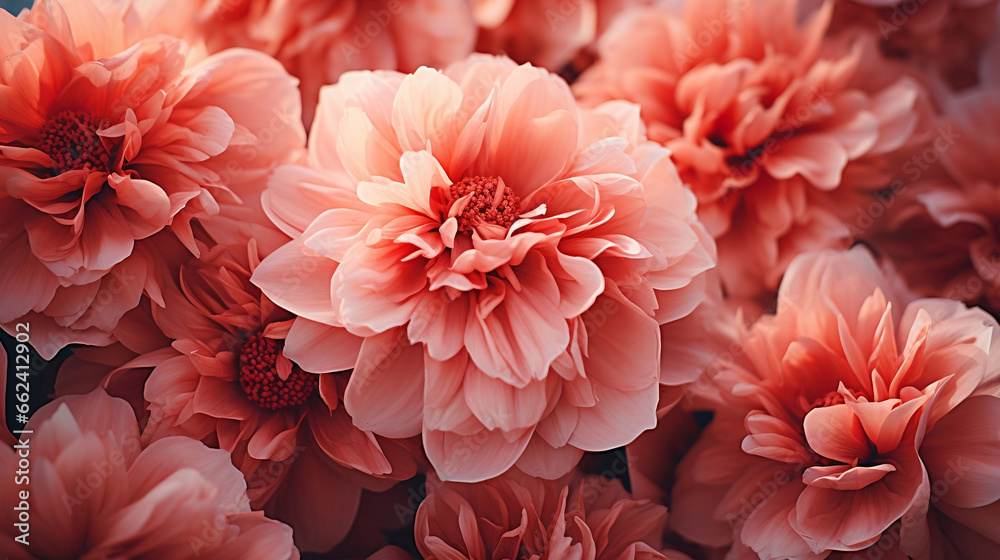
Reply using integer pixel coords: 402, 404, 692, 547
810, 390, 846, 409
800, 387, 866, 413
238, 333, 317, 410
450, 175, 520, 234
36, 110, 111, 174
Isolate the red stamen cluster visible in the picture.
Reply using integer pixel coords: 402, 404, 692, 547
36, 110, 111, 174
809, 387, 865, 410
449, 175, 520, 234
238, 333, 317, 410
811, 390, 846, 409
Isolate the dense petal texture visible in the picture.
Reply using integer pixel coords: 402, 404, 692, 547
415, 469, 689, 560
154, 0, 477, 125
473, 0, 655, 73
0, 0, 305, 358
866, 38, 1000, 315
138, 236, 419, 553
3, 1, 999, 558
252, 54, 716, 482
671, 247, 1000, 559
810, 0, 999, 90
0, 389, 298, 560
574, 0, 927, 301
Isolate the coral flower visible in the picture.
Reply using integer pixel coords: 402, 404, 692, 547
670, 247, 1000, 559
252, 54, 715, 482
139, 238, 420, 552
415, 469, 691, 560
573, 0, 924, 300
808, 0, 999, 91
158, 0, 477, 126
0, 388, 298, 560
473, 0, 654, 72
867, 43, 1000, 314
0, 0, 305, 359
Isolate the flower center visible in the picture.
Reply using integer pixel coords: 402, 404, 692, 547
238, 333, 317, 410
803, 388, 878, 466
798, 387, 866, 415
450, 175, 520, 234
36, 110, 111, 174
810, 390, 846, 409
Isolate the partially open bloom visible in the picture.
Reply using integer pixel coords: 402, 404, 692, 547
158, 0, 477, 125
252, 54, 715, 482
671, 247, 1000, 559
139, 238, 420, 552
415, 469, 690, 560
574, 0, 924, 300
0, 388, 298, 560
0, 0, 305, 358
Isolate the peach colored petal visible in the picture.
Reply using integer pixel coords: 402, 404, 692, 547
920, 396, 1000, 509
344, 330, 426, 439
424, 425, 533, 483
0, 389, 298, 559
284, 317, 363, 374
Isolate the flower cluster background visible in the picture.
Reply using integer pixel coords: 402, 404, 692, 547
1, 0, 998, 558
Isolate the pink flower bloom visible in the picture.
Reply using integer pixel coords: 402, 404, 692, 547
157, 0, 477, 126
0, 388, 298, 560
415, 469, 690, 560
139, 239, 420, 552
53, 196, 292, 422
0, 0, 305, 359
670, 247, 1000, 559
252, 54, 716, 482
807, 0, 999, 91
658, 271, 747, 410
473, 0, 655, 72
867, 51, 1000, 314
573, 0, 924, 300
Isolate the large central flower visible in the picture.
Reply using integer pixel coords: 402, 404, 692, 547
252, 54, 716, 482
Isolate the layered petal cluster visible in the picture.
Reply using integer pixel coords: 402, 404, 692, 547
671, 247, 1000, 559
867, 43, 1000, 314
0, 389, 298, 560
52, 301, 173, 421
473, 0, 655, 72
139, 238, 420, 552
156, 0, 477, 125
252, 54, 716, 482
0, 0, 305, 358
812, 0, 999, 90
415, 469, 689, 560
573, 0, 924, 300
